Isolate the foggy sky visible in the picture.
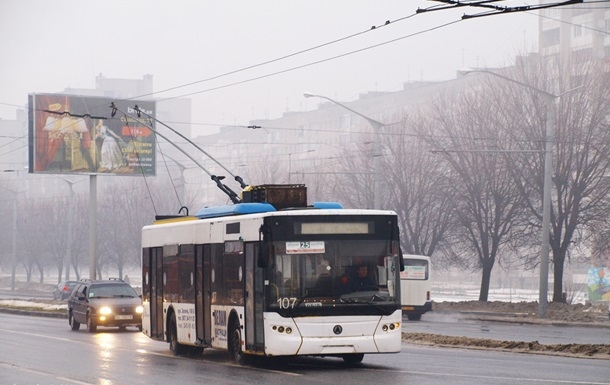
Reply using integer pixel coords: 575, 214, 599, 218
0, 0, 538, 137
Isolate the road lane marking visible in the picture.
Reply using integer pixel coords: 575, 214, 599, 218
138, 348, 303, 376
0, 327, 88, 344
0, 361, 93, 385
358, 367, 610, 384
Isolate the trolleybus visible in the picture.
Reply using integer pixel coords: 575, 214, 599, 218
141, 185, 403, 364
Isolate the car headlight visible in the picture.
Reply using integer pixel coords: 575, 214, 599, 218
136, 306, 143, 314
99, 307, 112, 315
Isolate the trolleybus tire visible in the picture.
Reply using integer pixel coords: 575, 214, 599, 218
69, 312, 80, 331
229, 320, 246, 365
342, 353, 364, 365
169, 312, 186, 356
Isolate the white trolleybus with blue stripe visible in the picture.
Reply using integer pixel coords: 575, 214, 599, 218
141, 183, 405, 365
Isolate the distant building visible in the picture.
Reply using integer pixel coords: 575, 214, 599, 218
539, 1, 610, 62
191, 78, 470, 206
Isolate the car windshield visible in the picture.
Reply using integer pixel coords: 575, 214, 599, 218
89, 284, 137, 298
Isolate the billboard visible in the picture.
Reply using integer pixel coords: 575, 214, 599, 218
588, 267, 610, 302
28, 93, 156, 176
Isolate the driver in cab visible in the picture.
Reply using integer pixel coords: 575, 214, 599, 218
349, 263, 377, 292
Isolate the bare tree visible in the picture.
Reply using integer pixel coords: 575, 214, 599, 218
18, 200, 50, 284
498, 55, 610, 302
332, 135, 376, 209
382, 115, 454, 258
46, 196, 69, 284
423, 88, 530, 301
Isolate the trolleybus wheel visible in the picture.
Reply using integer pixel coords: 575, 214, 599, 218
229, 321, 246, 365
342, 353, 364, 365
169, 312, 186, 356
69, 312, 80, 331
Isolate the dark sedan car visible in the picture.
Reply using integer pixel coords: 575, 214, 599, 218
67, 278, 142, 333
52, 280, 78, 300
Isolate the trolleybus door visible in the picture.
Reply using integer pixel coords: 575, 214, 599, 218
245, 243, 265, 352
148, 247, 164, 340
195, 245, 212, 345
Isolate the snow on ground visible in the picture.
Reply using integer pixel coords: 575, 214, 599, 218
0, 300, 67, 311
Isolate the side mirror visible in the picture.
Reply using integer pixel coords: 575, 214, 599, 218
257, 243, 269, 268
257, 224, 271, 268
399, 246, 404, 271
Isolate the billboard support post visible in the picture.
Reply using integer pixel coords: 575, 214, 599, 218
89, 174, 97, 280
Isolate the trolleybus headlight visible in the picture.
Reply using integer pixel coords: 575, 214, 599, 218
278, 326, 285, 333
389, 323, 395, 330
285, 327, 292, 334
136, 305, 143, 314
100, 307, 112, 315
382, 325, 388, 332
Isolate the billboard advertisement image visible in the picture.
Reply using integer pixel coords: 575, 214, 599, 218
588, 267, 610, 302
28, 93, 156, 176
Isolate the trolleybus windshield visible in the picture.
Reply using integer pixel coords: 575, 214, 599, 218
266, 239, 400, 316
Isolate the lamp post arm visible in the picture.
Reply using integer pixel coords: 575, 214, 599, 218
304, 93, 385, 129
461, 68, 557, 99
304, 92, 384, 209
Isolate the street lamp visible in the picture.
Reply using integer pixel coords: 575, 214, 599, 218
303, 92, 384, 209
458, 68, 572, 319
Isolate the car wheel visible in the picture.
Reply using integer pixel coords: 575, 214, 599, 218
69, 312, 80, 331
228, 320, 246, 365
87, 314, 97, 333
169, 313, 186, 355
342, 353, 364, 365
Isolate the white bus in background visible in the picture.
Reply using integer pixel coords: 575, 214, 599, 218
400, 254, 432, 321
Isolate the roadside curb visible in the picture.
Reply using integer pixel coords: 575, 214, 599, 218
431, 310, 610, 329
0, 307, 67, 319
